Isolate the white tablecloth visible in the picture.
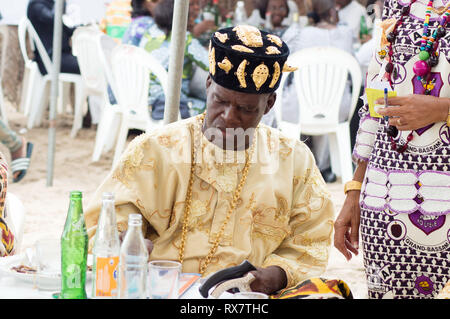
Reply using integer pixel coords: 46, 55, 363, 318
0, 254, 219, 299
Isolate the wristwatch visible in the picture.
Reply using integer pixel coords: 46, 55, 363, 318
344, 180, 362, 194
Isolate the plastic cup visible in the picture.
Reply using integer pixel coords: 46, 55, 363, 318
148, 260, 181, 299
35, 238, 61, 291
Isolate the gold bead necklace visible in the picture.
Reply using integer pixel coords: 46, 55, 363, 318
178, 113, 257, 275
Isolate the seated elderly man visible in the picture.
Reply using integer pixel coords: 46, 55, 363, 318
85, 25, 335, 295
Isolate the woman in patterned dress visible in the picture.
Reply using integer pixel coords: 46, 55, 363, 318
334, 0, 449, 299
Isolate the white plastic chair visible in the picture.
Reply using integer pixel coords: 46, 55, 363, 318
17, 17, 84, 132
18, 17, 40, 117
91, 33, 120, 162
273, 47, 362, 183
5, 193, 26, 254
71, 25, 106, 137
104, 44, 172, 167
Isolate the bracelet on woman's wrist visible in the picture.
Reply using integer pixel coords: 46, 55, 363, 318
344, 180, 362, 195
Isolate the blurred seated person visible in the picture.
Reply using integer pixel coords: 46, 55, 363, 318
139, 0, 209, 120
247, 0, 290, 37
267, 0, 354, 182
258, 0, 290, 36
0, 152, 15, 257
247, 0, 298, 32
27, 0, 80, 76
191, 0, 219, 43
28, 0, 104, 127
107, 0, 160, 106
336, 0, 372, 45
122, 0, 159, 46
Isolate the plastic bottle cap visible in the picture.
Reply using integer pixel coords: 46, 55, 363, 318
102, 192, 115, 200
129, 214, 142, 221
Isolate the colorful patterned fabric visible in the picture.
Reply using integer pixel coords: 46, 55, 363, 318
0, 152, 13, 257
104, 0, 132, 41
122, 16, 155, 47
353, 0, 449, 299
271, 277, 353, 299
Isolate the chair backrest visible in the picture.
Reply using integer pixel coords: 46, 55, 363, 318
71, 26, 106, 94
18, 17, 53, 75
98, 33, 119, 98
110, 44, 169, 120
273, 46, 362, 127
18, 17, 36, 65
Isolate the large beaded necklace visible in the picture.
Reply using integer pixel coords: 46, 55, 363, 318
381, 0, 449, 153
178, 113, 256, 275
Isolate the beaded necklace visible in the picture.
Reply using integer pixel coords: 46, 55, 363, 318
381, 0, 449, 153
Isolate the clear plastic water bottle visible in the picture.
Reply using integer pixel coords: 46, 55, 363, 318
234, 1, 247, 25
118, 214, 149, 299
91, 192, 121, 298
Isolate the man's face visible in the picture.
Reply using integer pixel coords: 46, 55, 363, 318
203, 77, 275, 150
267, 0, 289, 27
188, 0, 201, 30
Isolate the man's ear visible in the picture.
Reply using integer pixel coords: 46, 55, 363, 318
206, 75, 212, 89
264, 92, 277, 115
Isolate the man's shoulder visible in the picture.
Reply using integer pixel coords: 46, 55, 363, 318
257, 124, 311, 155
139, 116, 197, 143
117, 116, 197, 168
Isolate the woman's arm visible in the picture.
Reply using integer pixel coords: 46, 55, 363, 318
334, 160, 368, 260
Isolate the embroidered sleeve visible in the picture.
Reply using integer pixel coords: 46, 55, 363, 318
84, 134, 155, 252
262, 143, 335, 288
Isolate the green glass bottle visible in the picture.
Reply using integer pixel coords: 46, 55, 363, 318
359, 15, 369, 41
212, 0, 220, 27
60, 191, 88, 299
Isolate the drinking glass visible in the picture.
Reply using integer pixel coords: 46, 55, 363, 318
148, 260, 181, 299
35, 238, 61, 291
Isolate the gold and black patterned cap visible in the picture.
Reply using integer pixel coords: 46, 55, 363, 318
209, 25, 297, 94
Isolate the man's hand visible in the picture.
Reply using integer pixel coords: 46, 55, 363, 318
119, 231, 154, 256
376, 94, 449, 131
334, 191, 361, 261
249, 266, 287, 295
192, 20, 216, 38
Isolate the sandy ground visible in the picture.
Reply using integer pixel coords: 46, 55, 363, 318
3, 100, 368, 299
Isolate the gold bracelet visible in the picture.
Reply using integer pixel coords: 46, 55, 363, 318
344, 180, 362, 195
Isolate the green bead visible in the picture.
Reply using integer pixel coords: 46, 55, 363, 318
419, 50, 430, 61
